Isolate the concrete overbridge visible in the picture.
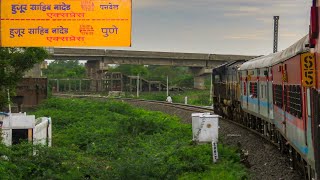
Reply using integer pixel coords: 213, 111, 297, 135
46, 48, 257, 89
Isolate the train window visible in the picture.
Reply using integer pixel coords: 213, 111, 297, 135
250, 82, 257, 98
284, 85, 288, 111
250, 82, 253, 97
243, 82, 247, 95
261, 85, 264, 99
273, 84, 283, 108
254, 83, 258, 97
288, 85, 302, 118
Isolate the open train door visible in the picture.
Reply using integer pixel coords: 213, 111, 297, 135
313, 89, 320, 179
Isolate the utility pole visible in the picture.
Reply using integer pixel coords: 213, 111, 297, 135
209, 74, 213, 105
166, 76, 169, 97
57, 79, 60, 93
273, 16, 279, 53
7, 89, 11, 113
137, 74, 140, 97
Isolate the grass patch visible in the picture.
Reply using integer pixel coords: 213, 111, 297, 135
0, 98, 247, 179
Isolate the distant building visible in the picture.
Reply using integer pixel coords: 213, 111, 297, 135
24, 62, 48, 78
10, 62, 49, 112
14, 78, 48, 110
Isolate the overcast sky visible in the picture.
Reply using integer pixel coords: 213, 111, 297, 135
107, 0, 311, 56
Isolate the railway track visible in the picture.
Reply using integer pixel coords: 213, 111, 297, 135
55, 93, 211, 112
54, 93, 301, 179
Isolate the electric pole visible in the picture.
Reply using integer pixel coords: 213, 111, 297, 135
137, 74, 140, 97
273, 16, 279, 53
166, 76, 169, 97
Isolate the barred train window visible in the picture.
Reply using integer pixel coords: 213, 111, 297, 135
273, 84, 283, 108
288, 85, 302, 118
273, 85, 302, 118
284, 85, 288, 110
250, 82, 257, 98
243, 82, 247, 95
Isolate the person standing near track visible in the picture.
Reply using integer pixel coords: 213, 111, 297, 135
166, 95, 172, 103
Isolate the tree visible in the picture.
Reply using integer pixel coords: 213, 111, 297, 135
0, 47, 48, 109
43, 60, 86, 79
147, 66, 194, 87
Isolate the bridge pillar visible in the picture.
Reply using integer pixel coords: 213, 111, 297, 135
194, 76, 206, 90
85, 60, 108, 92
190, 67, 212, 89
85, 61, 104, 79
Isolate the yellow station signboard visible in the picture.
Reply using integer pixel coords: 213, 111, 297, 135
0, 0, 132, 47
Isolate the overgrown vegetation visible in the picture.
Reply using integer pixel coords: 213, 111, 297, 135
126, 89, 212, 106
110, 65, 195, 88
43, 60, 86, 79
0, 98, 248, 179
44, 63, 195, 88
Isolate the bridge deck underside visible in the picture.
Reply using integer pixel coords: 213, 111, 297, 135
52, 56, 243, 68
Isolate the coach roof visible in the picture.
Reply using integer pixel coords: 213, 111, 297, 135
238, 35, 309, 70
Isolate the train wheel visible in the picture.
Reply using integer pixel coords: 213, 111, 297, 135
264, 122, 268, 137
227, 106, 233, 120
295, 153, 308, 180
232, 109, 238, 123
247, 113, 251, 128
307, 165, 316, 180
271, 125, 275, 143
254, 117, 258, 131
278, 132, 286, 154
240, 109, 245, 124
288, 146, 294, 170
258, 118, 262, 134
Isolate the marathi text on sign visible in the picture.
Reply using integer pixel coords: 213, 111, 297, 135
0, 0, 132, 47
